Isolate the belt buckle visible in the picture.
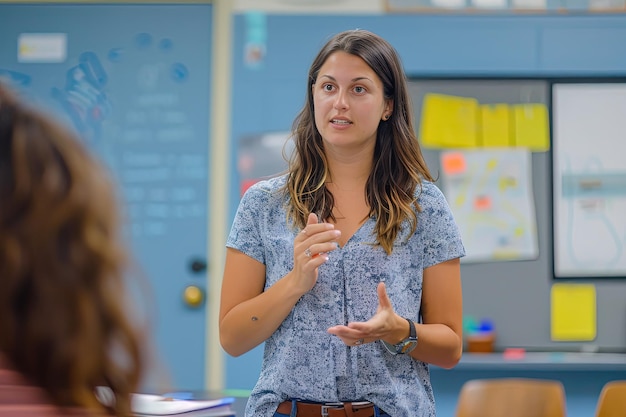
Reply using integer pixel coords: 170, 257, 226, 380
320, 403, 342, 417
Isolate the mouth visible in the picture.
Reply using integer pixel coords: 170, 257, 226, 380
331, 119, 352, 125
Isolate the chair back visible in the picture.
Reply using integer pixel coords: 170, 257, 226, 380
595, 380, 626, 417
455, 378, 567, 417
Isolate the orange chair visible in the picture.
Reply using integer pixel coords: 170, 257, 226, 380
595, 380, 626, 417
455, 378, 567, 417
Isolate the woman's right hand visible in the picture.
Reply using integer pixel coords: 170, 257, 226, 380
290, 213, 341, 295
220, 213, 340, 356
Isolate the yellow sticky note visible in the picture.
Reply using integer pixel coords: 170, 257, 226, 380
512, 103, 550, 151
420, 93, 479, 149
551, 284, 596, 341
480, 104, 512, 147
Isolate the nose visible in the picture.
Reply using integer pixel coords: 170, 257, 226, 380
333, 89, 349, 110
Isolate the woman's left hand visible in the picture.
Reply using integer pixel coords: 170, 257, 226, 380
327, 282, 406, 347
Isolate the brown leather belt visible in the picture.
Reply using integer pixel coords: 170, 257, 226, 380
276, 400, 376, 417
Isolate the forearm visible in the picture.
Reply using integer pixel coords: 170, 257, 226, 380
412, 258, 463, 368
219, 272, 303, 357
410, 323, 463, 369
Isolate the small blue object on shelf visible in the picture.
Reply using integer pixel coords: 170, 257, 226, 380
478, 318, 495, 333
464, 315, 496, 353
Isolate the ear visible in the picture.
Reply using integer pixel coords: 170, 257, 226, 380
386, 99, 394, 113
382, 99, 394, 121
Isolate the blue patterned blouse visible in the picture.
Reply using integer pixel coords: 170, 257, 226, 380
226, 174, 465, 417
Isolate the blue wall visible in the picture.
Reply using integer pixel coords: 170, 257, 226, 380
231, 13, 626, 137
0, 3, 213, 390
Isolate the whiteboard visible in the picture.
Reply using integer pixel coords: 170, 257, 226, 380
552, 83, 626, 278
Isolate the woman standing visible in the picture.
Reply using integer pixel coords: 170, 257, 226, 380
220, 29, 465, 417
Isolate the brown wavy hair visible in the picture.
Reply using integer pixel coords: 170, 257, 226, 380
285, 29, 434, 254
0, 83, 144, 416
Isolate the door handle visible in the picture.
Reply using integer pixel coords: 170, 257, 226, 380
183, 285, 205, 308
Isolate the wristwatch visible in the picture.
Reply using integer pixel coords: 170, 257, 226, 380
381, 317, 418, 355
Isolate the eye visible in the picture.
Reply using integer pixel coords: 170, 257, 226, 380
322, 83, 334, 92
353, 86, 366, 94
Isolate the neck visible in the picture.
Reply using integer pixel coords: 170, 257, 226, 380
325, 154, 372, 191
324, 137, 374, 178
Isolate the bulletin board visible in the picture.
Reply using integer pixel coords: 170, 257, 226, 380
409, 78, 626, 351
551, 81, 626, 279
409, 79, 549, 264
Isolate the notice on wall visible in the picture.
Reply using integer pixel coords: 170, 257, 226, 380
440, 148, 538, 263
552, 83, 626, 278
551, 283, 597, 341
420, 93, 549, 151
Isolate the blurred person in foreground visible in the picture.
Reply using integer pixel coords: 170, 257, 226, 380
0, 82, 146, 417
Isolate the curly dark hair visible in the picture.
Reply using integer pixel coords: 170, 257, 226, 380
285, 29, 433, 255
0, 83, 145, 416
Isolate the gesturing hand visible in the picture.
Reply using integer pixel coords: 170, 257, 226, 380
327, 282, 405, 347
291, 213, 341, 295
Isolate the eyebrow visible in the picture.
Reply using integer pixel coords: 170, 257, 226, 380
318, 75, 373, 83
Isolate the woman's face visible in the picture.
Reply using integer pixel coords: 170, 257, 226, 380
312, 51, 391, 152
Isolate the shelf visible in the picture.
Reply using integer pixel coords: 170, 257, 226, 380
431, 352, 626, 371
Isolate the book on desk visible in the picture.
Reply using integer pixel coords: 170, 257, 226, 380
95, 388, 236, 417
131, 393, 235, 416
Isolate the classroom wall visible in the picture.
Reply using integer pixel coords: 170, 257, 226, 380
227, 12, 626, 389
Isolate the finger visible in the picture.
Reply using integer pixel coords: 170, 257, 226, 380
377, 282, 393, 310
300, 213, 320, 237
317, 240, 340, 255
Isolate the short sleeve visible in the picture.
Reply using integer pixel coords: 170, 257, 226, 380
225, 182, 268, 264
417, 182, 466, 269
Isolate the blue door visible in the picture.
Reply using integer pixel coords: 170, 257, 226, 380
0, 3, 213, 391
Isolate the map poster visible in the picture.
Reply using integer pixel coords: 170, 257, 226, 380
440, 148, 539, 263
